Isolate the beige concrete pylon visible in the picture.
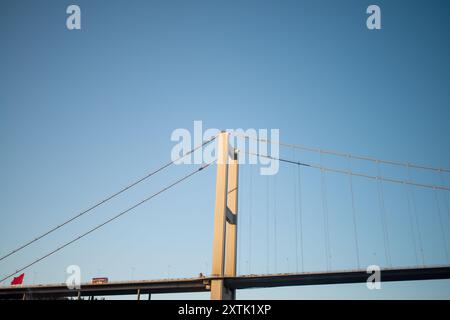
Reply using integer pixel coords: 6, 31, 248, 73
210, 131, 239, 300
224, 148, 239, 299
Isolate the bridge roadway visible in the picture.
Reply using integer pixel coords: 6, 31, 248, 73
1, 265, 450, 299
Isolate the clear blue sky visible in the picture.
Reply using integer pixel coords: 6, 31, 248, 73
1, 0, 450, 299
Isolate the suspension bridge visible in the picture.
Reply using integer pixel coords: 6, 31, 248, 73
0, 131, 449, 300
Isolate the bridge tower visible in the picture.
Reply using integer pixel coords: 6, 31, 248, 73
210, 131, 239, 300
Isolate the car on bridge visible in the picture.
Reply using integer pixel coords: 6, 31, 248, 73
91, 277, 108, 285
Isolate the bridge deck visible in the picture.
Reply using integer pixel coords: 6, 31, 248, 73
1, 266, 450, 299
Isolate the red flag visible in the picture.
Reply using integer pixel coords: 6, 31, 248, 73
11, 273, 25, 285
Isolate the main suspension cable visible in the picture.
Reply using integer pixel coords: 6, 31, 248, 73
0, 136, 216, 263
246, 152, 450, 192
232, 133, 450, 173
0, 162, 212, 283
